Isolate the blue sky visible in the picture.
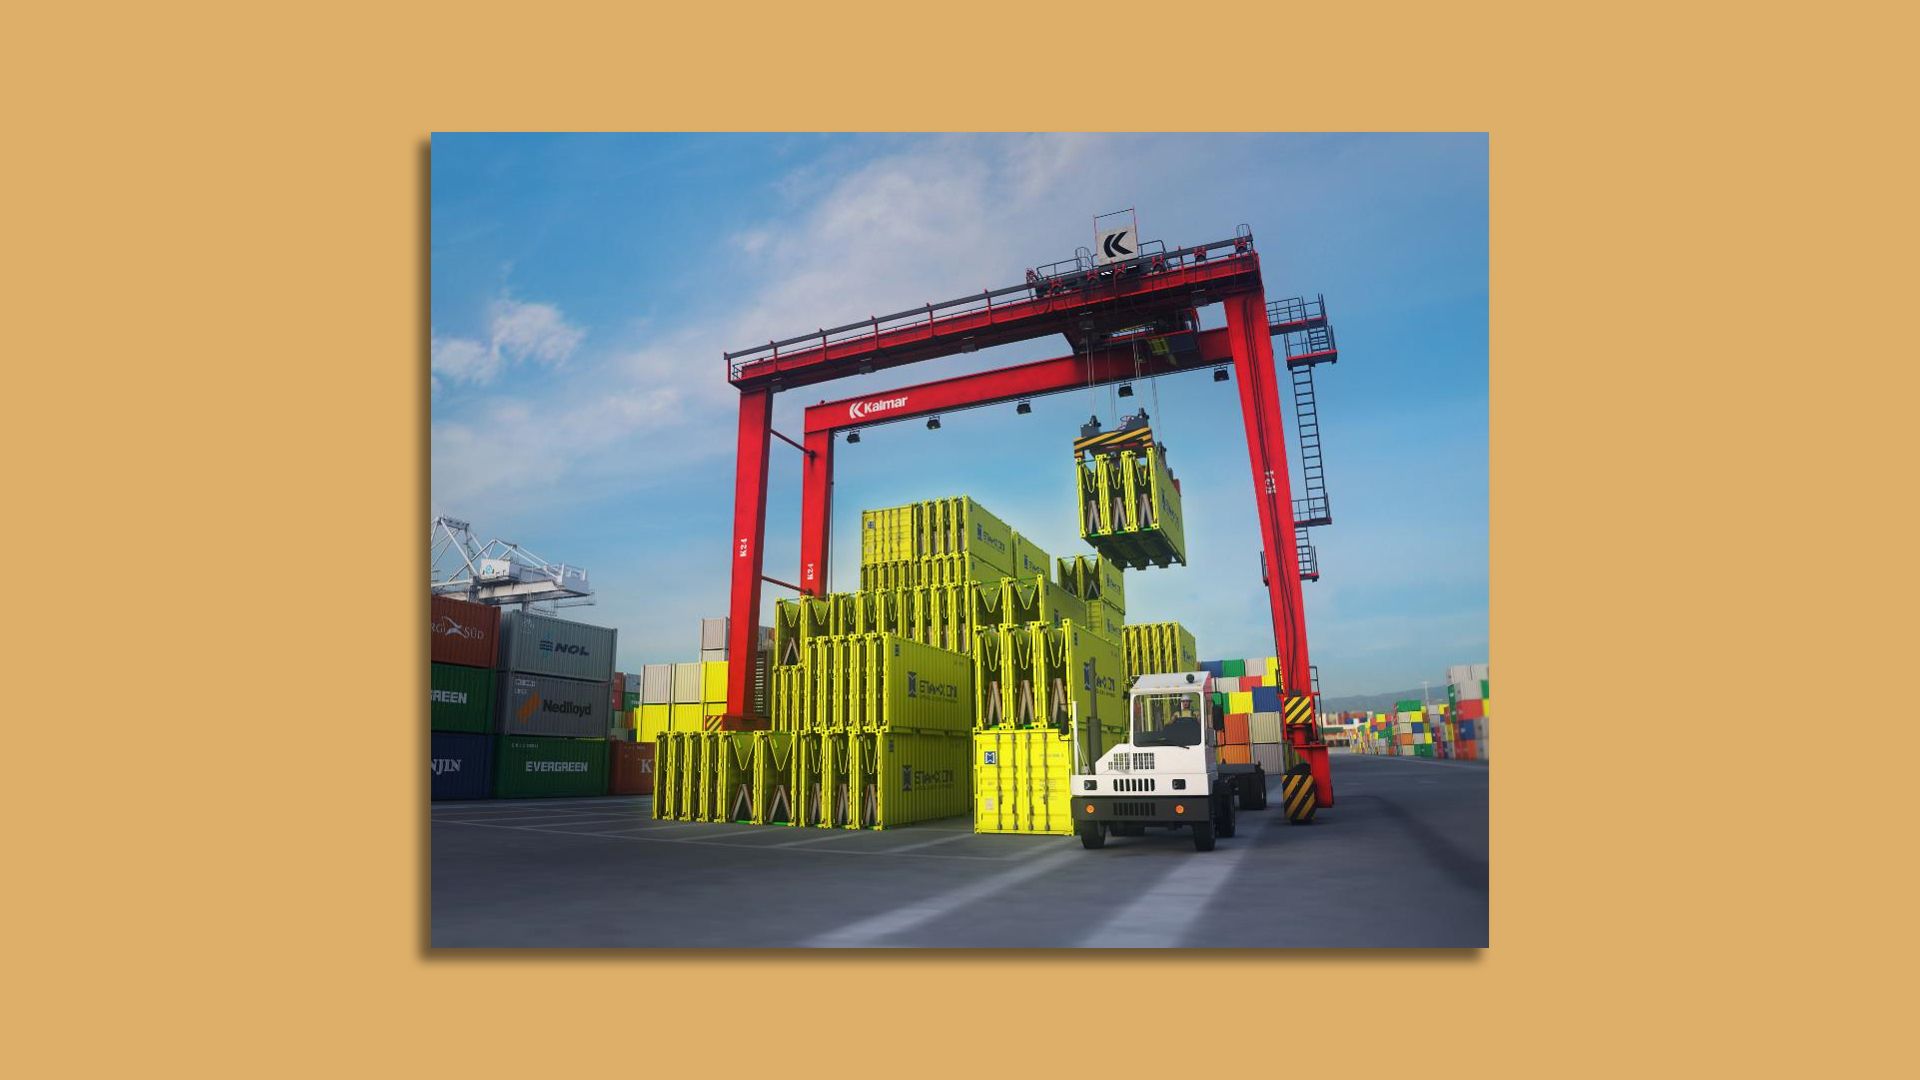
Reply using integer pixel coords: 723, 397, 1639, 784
430, 133, 1487, 696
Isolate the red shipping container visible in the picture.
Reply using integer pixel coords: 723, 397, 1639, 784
1456, 740, 1478, 760
430, 595, 499, 668
609, 741, 655, 795
1222, 714, 1251, 745
1218, 745, 1251, 765
610, 674, 626, 715
1457, 698, 1485, 720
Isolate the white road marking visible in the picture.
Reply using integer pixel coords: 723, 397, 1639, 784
1076, 809, 1281, 948
766, 830, 875, 848
872, 830, 984, 854
434, 816, 1017, 861
802, 847, 1082, 946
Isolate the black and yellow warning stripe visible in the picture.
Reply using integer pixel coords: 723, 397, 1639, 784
1282, 771, 1318, 824
1073, 427, 1154, 456
1283, 694, 1315, 728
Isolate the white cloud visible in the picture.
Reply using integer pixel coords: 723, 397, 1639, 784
430, 297, 584, 388
490, 298, 583, 367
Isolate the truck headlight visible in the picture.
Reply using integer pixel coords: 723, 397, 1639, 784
1172, 779, 1186, 790
1083, 779, 1096, 791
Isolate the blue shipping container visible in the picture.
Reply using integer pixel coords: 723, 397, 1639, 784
431, 731, 494, 800
1251, 686, 1282, 712
1199, 660, 1225, 677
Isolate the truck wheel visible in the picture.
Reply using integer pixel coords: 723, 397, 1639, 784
1217, 791, 1237, 838
1192, 819, 1216, 852
1078, 821, 1107, 850
1245, 772, 1270, 810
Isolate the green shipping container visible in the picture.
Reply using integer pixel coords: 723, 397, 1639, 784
1222, 658, 1247, 678
431, 662, 494, 734
493, 736, 609, 798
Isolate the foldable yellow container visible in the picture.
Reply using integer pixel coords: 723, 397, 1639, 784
973, 728, 1077, 835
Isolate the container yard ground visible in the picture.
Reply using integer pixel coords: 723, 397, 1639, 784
431, 754, 1486, 948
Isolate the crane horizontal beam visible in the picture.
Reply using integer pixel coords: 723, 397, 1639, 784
803, 328, 1235, 434
728, 240, 1263, 391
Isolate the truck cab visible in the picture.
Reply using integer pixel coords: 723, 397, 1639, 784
1071, 671, 1268, 851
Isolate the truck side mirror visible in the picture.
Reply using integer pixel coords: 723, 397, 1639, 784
1211, 714, 1225, 732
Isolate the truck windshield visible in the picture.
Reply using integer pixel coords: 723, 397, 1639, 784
1133, 692, 1203, 747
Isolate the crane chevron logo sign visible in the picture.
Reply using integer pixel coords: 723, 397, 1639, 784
847, 395, 908, 421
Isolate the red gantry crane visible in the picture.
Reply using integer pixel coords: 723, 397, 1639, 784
720, 225, 1341, 805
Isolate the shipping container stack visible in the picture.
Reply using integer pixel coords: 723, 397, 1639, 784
972, 618, 1129, 836
1199, 656, 1290, 776
491, 610, 617, 798
1392, 699, 1431, 756
1446, 662, 1491, 761
430, 595, 502, 800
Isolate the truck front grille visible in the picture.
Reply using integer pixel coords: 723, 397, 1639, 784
1113, 778, 1156, 792
1112, 801, 1157, 818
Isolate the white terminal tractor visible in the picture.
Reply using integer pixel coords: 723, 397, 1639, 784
1071, 671, 1270, 851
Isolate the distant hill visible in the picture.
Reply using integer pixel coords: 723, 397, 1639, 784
1317, 688, 1446, 715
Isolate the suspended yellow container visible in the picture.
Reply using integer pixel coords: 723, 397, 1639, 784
1075, 425, 1187, 570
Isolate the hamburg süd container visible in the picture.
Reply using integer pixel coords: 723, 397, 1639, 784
430, 595, 501, 669
493, 735, 608, 799
431, 662, 495, 734
495, 672, 610, 738
431, 731, 494, 801
495, 610, 617, 683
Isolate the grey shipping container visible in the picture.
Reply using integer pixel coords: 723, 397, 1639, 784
495, 671, 609, 738
641, 663, 673, 705
699, 648, 726, 663
671, 662, 703, 704
701, 616, 728, 651
496, 610, 617, 682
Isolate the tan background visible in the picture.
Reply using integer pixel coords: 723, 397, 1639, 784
6, 1, 1905, 1074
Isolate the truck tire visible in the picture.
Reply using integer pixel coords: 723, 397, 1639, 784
1244, 771, 1269, 810
1192, 819, 1217, 852
1216, 790, 1237, 838
1078, 821, 1107, 850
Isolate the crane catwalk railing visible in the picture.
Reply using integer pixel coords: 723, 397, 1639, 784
726, 235, 1260, 382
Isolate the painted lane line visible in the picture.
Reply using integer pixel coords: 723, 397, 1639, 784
802, 848, 1083, 947
875, 831, 989, 854
1076, 810, 1281, 948
433, 817, 1011, 861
